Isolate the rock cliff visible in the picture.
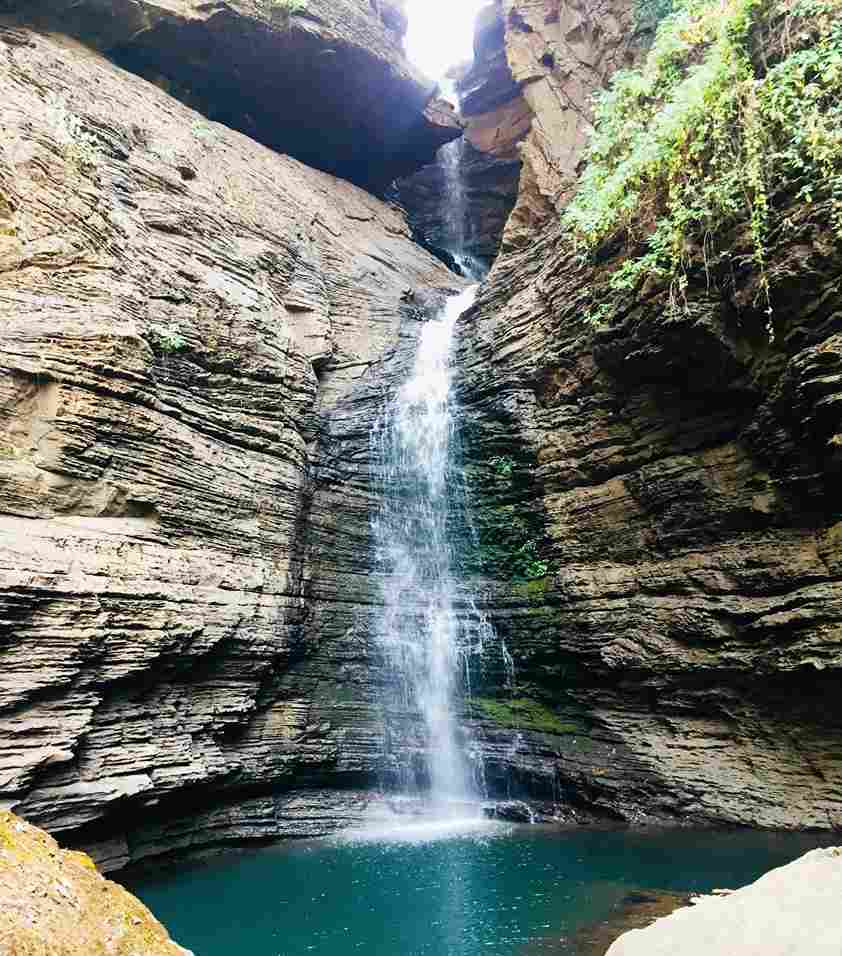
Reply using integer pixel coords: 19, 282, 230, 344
2, 0, 840, 877
0, 0, 459, 190
0, 21, 461, 868
453, 0, 842, 827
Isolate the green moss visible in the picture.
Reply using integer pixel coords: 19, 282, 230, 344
472, 697, 584, 735
511, 577, 553, 600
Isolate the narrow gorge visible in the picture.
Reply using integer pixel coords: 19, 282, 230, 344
1, 0, 840, 953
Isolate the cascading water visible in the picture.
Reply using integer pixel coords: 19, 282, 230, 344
371, 285, 484, 812
367, 64, 509, 823
437, 79, 486, 281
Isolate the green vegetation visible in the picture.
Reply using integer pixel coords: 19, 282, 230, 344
462, 455, 550, 582
148, 323, 188, 354
489, 456, 514, 479
564, 0, 842, 328
463, 502, 549, 581
268, 0, 307, 27
472, 697, 583, 735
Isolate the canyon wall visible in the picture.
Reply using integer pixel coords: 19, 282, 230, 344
0, 15, 463, 868
397, 3, 529, 268
0, 0, 459, 189
454, 0, 842, 828
1, 0, 840, 877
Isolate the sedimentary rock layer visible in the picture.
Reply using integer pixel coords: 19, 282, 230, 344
0, 0, 459, 189
453, 0, 842, 828
0, 23, 461, 867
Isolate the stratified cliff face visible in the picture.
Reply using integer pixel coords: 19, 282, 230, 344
499, 0, 642, 244
455, 0, 842, 827
0, 0, 459, 190
397, 3, 529, 267
0, 22, 462, 868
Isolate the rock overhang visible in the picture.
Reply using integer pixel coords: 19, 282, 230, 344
2, 0, 462, 191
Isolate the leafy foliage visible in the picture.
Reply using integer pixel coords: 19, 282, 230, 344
564, 0, 842, 327
148, 323, 188, 354
489, 455, 514, 478
461, 456, 550, 582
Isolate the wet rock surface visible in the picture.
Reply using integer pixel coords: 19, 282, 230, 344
0, 24, 463, 867
562, 889, 693, 956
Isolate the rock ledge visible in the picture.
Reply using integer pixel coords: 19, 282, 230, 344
606, 847, 842, 955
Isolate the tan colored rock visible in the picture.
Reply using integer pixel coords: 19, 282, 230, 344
0, 23, 460, 864
2, 0, 459, 189
499, 0, 641, 244
0, 810, 189, 955
605, 847, 842, 955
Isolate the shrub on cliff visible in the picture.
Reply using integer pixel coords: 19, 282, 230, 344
564, 0, 842, 327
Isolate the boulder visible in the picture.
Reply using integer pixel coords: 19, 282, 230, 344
0, 810, 190, 955
606, 848, 842, 955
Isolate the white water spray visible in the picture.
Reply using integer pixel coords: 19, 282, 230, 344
437, 80, 486, 281
372, 285, 491, 811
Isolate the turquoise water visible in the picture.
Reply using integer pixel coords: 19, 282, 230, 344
124, 824, 829, 956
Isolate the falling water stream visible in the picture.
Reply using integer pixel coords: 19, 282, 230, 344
121, 51, 836, 956
371, 284, 484, 813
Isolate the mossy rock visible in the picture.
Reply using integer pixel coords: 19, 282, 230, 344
471, 697, 585, 736
0, 811, 190, 956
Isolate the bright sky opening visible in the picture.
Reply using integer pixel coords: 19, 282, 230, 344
404, 0, 488, 82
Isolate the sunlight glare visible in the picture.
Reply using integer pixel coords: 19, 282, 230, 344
404, 0, 488, 82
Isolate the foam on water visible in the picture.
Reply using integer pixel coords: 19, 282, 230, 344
337, 809, 506, 847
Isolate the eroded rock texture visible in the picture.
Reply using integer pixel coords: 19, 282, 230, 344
500, 0, 641, 244
397, 3, 528, 268
0, 0, 459, 190
453, 2, 842, 829
0, 810, 191, 955
0, 24, 462, 868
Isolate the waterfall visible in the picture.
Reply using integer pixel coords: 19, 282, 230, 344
437, 79, 485, 281
372, 286, 491, 811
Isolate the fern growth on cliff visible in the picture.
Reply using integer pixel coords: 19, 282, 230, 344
565, 0, 842, 324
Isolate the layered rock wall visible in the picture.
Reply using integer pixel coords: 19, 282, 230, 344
0, 22, 461, 868
1, 0, 459, 189
453, 0, 842, 828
